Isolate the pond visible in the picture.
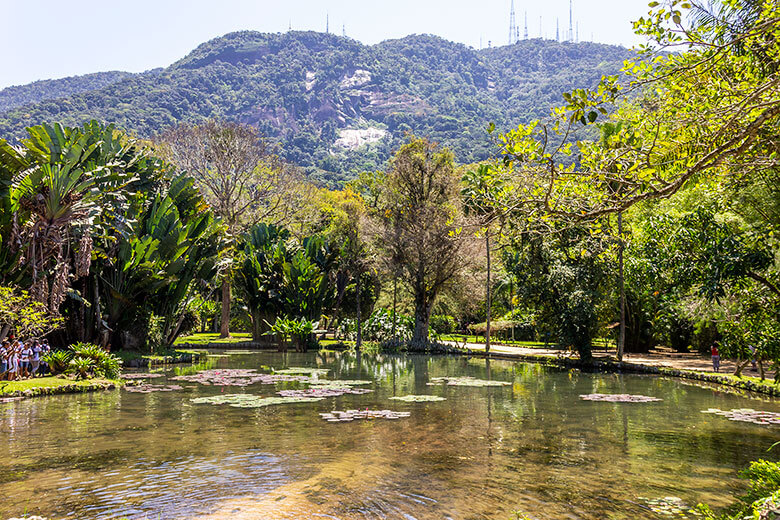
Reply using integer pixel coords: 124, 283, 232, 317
1, 351, 779, 520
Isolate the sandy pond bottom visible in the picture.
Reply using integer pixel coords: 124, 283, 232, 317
1, 351, 779, 520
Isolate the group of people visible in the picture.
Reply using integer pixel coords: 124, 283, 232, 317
0, 337, 51, 380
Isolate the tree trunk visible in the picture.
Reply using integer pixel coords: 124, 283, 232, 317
220, 279, 231, 338
251, 308, 273, 342
485, 231, 491, 354
392, 275, 398, 340
355, 272, 363, 351
412, 294, 433, 346
618, 212, 626, 361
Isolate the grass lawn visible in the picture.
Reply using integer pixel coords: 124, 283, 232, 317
0, 376, 118, 396
440, 334, 555, 349
173, 332, 253, 346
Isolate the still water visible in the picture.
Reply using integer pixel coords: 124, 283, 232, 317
1, 351, 779, 520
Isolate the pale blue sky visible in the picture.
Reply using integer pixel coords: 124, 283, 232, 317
1, 0, 651, 89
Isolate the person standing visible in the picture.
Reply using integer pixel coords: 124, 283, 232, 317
7, 341, 19, 381
711, 342, 721, 373
0, 341, 8, 380
31, 340, 41, 377
19, 341, 32, 379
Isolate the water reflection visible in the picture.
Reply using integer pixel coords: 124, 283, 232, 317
0, 351, 777, 519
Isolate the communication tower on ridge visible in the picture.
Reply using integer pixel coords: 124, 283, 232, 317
556, 18, 560, 41
524, 12, 528, 39
509, 0, 517, 45
569, 0, 573, 41
326, 13, 329, 34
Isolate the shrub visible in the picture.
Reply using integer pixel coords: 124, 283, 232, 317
69, 357, 92, 380
43, 350, 73, 375
430, 314, 456, 334
68, 342, 122, 379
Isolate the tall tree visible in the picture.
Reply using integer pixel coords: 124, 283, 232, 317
377, 137, 473, 347
158, 120, 301, 338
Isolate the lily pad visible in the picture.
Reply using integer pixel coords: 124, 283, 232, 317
277, 387, 373, 398
427, 376, 511, 387
190, 393, 324, 408
120, 373, 165, 380
319, 409, 411, 422
580, 394, 662, 402
171, 369, 310, 387
124, 384, 183, 393
389, 395, 446, 402
701, 408, 780, 425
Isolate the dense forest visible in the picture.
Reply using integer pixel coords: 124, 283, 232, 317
0, 32, 630, 184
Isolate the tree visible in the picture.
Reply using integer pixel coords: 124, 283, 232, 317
376, 137, 474, 347
0, 285, 63, 341
461, 163, 512, 353
494, 0, 779, 220
158, 120, 303, 338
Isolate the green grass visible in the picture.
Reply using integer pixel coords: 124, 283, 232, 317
440, 334, 556, 349
173, 332, 253, 346
0, 376, 119, 396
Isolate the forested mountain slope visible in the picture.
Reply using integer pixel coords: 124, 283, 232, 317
0, 71, 139, 112
0, 31, 631, 184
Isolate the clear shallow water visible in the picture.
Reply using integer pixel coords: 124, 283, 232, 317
1, 351, 779, 520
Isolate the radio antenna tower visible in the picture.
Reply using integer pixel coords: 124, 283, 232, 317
509, 0, 517, 44
556, 18, 560, 41
569, 0, 574, 41
524, 11, 528, 39
326, 13, 329, 34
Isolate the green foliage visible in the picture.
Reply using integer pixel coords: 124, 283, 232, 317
0, 32, 630, 184
42, 349, 72, 375
68, 342, 122, 379
236, 222, 337, 339
430, 314, 456, 334
0, 285, 62, 339
696, 459, 780, 519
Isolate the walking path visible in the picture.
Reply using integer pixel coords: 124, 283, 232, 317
448, 341, 778, 391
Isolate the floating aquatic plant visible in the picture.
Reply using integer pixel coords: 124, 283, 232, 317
273, 367, 330, 376
427, 376, 511, 387
319, 409, 411, 422
389, 395, 447, 402
701, 408, 780, 425
190, 393, 324, 408
277, 387, 373, 398
580, 394, 662, 402
171, 369, 309, 387
637, 496, 692, 517
124, 384, 183, 393
119, 373, 165, 380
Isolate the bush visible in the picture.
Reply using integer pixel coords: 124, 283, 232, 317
67, 342, 122, 379
43, 350, 73, 375
430, 314, 456, 334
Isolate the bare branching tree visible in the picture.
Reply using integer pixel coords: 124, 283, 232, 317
158, 120, 306, 338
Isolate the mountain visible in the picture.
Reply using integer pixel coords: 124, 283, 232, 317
0, 31, 632, 184
0, 71, 139, 112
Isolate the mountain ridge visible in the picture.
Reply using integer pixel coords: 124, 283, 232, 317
0, 31, 632, 184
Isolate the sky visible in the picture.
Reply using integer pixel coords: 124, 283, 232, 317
0, 0, 651, 90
